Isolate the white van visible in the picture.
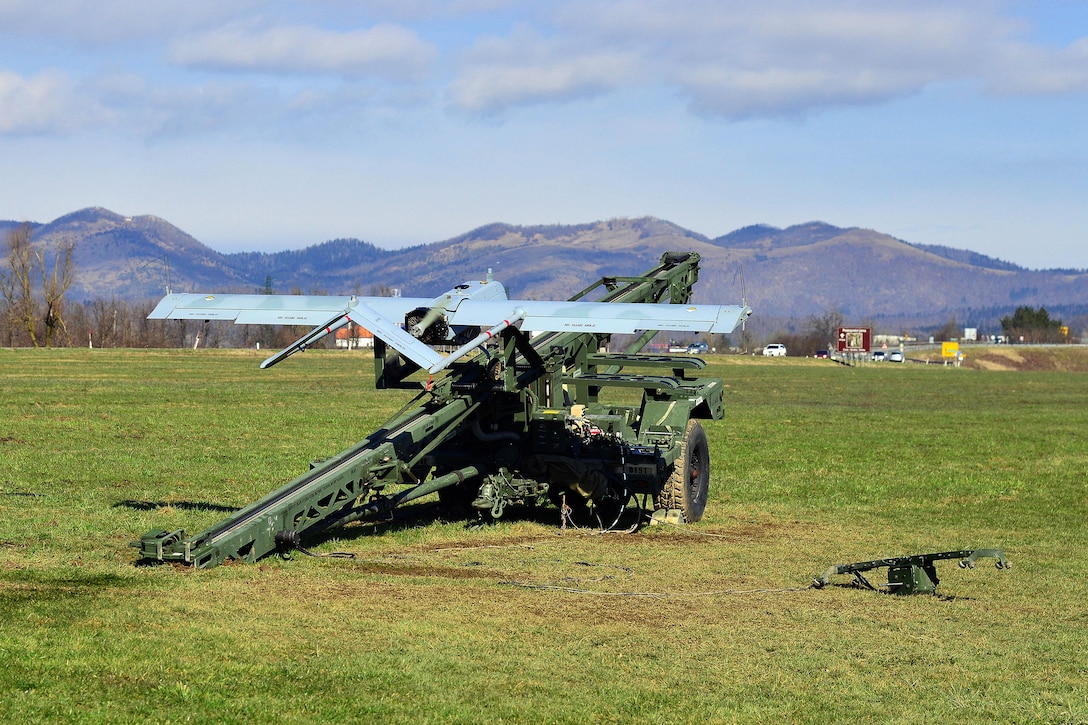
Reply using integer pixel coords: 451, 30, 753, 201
762, 343, 787, 357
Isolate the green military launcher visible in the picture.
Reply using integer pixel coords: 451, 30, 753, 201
133, 251, 751, 568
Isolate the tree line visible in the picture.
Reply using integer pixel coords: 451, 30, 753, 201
999, 306, 1068, 343
3, 224, 1078, 352
0, 224, 316, 350
762, 303, 1078, 356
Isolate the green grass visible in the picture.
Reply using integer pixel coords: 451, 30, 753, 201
1, 348, 1086, 723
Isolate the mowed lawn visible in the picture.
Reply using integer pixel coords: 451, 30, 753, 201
1, 347, 1085, 723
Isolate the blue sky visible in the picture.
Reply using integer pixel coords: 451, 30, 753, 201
1, 0, 1086, 269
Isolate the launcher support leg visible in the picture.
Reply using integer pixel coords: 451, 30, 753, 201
814, 548, 1010, 595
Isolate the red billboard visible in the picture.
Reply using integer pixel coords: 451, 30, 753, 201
837, 327, 871, 353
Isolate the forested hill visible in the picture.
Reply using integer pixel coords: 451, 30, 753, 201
6, 207, 1088, 330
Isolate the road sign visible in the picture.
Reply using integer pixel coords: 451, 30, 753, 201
838, 327, 871, 353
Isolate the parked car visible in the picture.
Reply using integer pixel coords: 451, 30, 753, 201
815, 349, 830, 359
763, 343, 787, 357
871, 350, 887, 362
888, 350, 904, 363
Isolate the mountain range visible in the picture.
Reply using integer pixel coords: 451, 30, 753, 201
4, 207, 1088, 335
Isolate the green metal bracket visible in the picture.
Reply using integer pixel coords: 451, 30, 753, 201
814, 548, 1010, 595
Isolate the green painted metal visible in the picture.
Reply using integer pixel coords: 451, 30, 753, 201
134, 251, 732, 567
814, 549, 1011, 594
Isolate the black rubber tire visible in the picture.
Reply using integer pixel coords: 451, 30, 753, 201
655, 420, 710, 522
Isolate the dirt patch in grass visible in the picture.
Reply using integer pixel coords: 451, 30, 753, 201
414, 534, 552, 552
971, 348, 1024, 371
344, 559, 509, 580
911, 345, 1088, 372
963, 346, 1088, 372
641, 520, 798, 544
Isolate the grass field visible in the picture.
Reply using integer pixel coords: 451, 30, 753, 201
1, 347, 1086, 723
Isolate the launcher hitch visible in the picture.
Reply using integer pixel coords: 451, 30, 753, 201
813, 548, 1010, 595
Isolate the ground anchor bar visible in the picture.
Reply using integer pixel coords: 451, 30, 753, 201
813, 548, 1010, 595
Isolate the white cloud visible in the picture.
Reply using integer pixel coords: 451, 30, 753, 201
87, 71, 391, 139
449, 33, 638, 112
169, 22, 437, 79
658, 4, 996, 118
309, 0, 515, 22
447, 1, 1088, 118
987, 37, 1088, 95
0, 0, 259, 45
4, 0, 1088, 139
0, 70, 102, 134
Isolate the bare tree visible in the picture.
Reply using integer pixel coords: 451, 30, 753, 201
1, 224, 77, 347
40, 238, 75, 347
805, 306, 845, 351
933, 317, 959, 342
2, 224, 39, 346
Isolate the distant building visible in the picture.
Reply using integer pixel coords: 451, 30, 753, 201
335, 325, 374, 349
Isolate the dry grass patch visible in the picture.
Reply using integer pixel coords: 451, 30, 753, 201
961, 345, 1088, 372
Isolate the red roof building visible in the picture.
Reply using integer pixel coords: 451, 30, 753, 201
334, 325, 375, 349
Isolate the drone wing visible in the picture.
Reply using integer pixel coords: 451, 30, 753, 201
418, 299, 751, 373
147, 292, 752, 374
147, 292, 444, 370
450, 299, 751, 336
147, 292, 421, 325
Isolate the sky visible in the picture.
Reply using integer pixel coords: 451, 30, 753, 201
1, 1, 1087, 270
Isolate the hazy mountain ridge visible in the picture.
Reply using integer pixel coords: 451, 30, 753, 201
8, 207, 253, 300
904, 241, 1025, 272
711, 221, 844, 250
224, 238, 399, 293
5, 207, 1088, 332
